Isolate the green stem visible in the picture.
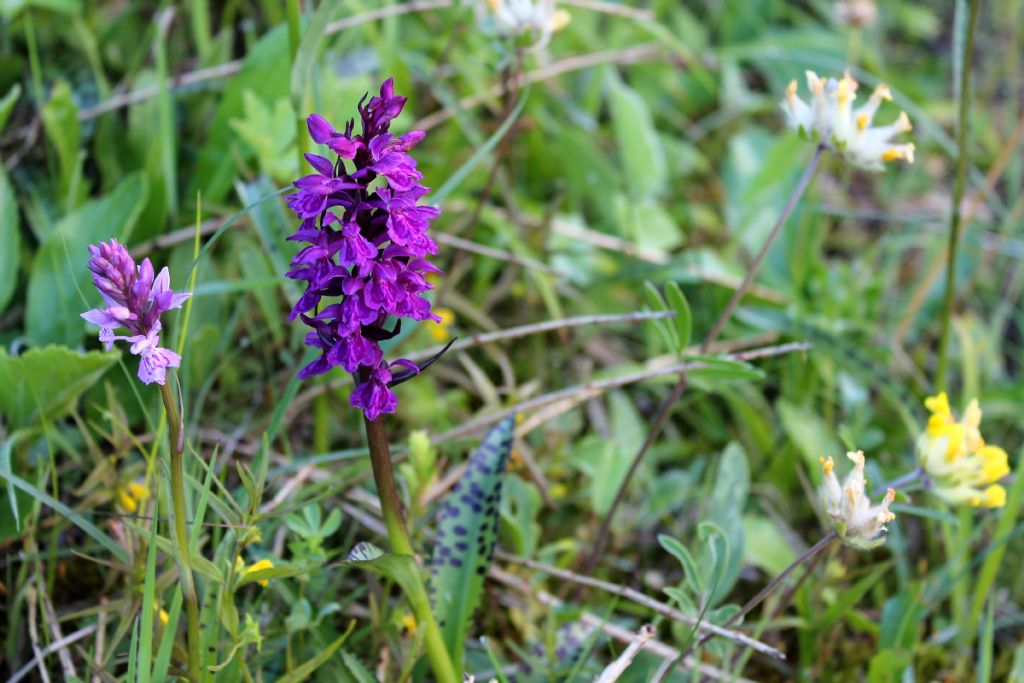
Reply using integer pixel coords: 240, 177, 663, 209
935, 0, 981, 391
363, 415, 457, 683
160, 380, 202, 682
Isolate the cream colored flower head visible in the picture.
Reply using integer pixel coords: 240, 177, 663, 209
819, 451, 896, 550
480, 0, 570, 49
781, 71, 914, 171
916, 392, 1010, 508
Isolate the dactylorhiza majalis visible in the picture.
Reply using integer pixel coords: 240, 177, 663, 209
81, 239, 204, 675
284, 78, 445, 420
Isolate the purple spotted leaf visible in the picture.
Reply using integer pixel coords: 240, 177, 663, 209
428, 415, 516, 667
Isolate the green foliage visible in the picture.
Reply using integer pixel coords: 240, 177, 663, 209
0, 345, 119, 431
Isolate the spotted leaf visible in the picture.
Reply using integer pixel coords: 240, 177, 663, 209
429, 415, 515, 669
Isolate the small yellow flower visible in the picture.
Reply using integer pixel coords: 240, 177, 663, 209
400, 613, 417, 635
427, 307, 455, 343
916, 392, 1010, 508
237, 557, 275, 587
818, 451, 896, 550
152, 600, 169, 626
117, 480, 150, 513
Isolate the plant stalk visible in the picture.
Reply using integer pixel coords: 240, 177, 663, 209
578, 144, 826, 580
159, 380, 202, 682
362, 415, 458, 683
935, 0, 981, 391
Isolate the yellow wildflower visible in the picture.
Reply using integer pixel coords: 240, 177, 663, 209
427, 307, 455, 343
237, 557, 275, 587
400, 613, 417, 635
117, 480, 149, 514
916, 392, 1010, 508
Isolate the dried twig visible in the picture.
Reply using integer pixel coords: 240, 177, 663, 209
495, 550, 785, 659
414, 43, 664, 130
433, 341, 811, 442
490, 567, 755, 683
9, 625, 98, 683
595, 624, 657, 683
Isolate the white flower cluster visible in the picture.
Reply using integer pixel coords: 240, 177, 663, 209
819, 451, 896, 550
479, 0, 570, 49
782, 71, 914, 171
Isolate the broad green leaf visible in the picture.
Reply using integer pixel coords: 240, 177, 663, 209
607, 74, 666, 199
25, 173, 147, 346
777, 400, 843, 470
742, 515, 796, 575
665, 282, 692, 351
236, 562, 310, 587
0, 165, 20, 311
430, 415, 515, 669
0, 346, 119, 431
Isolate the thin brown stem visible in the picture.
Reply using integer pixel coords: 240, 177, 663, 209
577, 145, 825, 581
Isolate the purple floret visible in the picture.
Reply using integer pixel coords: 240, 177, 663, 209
284, 78, 443, 420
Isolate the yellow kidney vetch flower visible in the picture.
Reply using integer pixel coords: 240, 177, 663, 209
916, 392, 1010, 508
818, 451, 896, 550
781, 71, 914, 171
236, 557, 275, 587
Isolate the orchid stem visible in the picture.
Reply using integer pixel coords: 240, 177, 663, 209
362, 415, 458, 683
159, 379, 201, 682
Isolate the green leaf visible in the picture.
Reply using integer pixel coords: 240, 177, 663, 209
608, 74, 666, 199
665, 282, 692, 351
742, 515, 796, 575
816, 563, 890, 630
687, 356, 765, 388
0, 346, 119, 431
25, 173, 147, 346
701, 443, 749, 603
40, 80, 82, 200
0, 165, 20, 312
658, 533, 704, 595
0, 84, 21, 136
343, 542, 427, 610
430, 415, 515, 669
643, 281, 677, 352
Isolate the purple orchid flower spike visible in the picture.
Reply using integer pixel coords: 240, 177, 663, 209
81, 239, 191, 385
284, 78, 445, 420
